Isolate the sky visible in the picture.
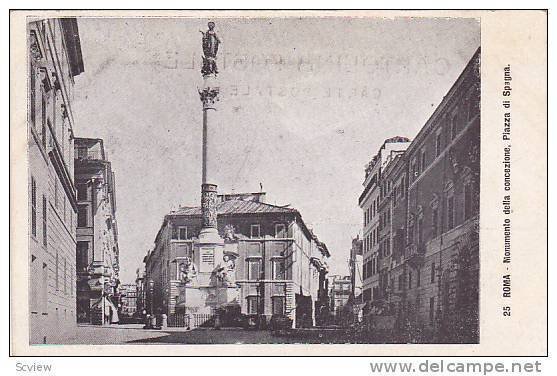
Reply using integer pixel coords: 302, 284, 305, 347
71, 16, 480, 283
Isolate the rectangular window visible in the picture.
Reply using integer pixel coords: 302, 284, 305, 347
55, 249, 59, 291
77, 146, 88, 159
272, 296, 285, 315
420, 149, 427, 173
30, 63, 36, 127
31, 177, 37, 237
178, 226, 187, 240
447, 196, 455, 229
464, 184, 472, 220
247, 259, 261, 280
42, 195, 47, 246
429, 297, 435, 324
363, 261, 367, 279
432, 207, 439, 238
430, 262, 436, 283
435, 132, 442, 157
411, 160, 417, 178
408, 271, 412, 289
451, 114, 458, 140
77, 204, 88, 227
41, 262, 48, 312
54, 180, 59, 208
77, 183, 88, 201
64, 257, 67, 294
41, 89, 47, 148
77, 241, 89, 273
272, 258, 285, 280
247, 296, 259, 314
398, 274, 403, 291
468, 93, 477, 121
408, 223, 414, 245
417, 268, 421, 287
275, 223, 286, 238
250, 224, 261, 238
417, 217, 423, 244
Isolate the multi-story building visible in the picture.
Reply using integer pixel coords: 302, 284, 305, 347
27, 18, 84, 344
135, 268, 146, 316
359, 137, 410, 307
358, 48, 480, 343
143, 192, 330, 328
401, 48, 480, 343
381, 152, 408, 315
328, 275, 352, 318
74, 138, 120, 325
349, 236, 363, 303
117, 283, 138, 320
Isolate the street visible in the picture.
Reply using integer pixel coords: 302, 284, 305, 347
45, 325, 311, 345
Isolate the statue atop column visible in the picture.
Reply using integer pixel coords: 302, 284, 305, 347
200, 21, 221, 76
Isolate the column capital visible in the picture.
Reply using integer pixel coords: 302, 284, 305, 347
199, 87, 219, 109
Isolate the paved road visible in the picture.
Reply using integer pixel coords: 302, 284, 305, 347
48, 324, 357, 345
127, 328, 303, 344
49, 324, 169, 345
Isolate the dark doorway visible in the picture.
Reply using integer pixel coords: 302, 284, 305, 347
295, 294, 313, 328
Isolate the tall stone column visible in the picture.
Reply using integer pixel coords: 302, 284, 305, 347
198, 76, 221, 244
186, 22, 239, 318
195, 22, 224, 285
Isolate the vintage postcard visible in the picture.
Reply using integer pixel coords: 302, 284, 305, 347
9, 10, 547, 356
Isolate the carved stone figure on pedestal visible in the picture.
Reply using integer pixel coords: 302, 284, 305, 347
200, 21, 221, 76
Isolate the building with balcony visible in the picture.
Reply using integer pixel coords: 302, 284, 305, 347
358, 48, 480, 343
328, 275, 352, 321
74, 138, 120, 325
402, 48, 480, 343
359, 137, 410, 307
143, 192, 330, 328
27, 18, 84, 344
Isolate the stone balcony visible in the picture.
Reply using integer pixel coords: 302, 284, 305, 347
405, 242, 425, 267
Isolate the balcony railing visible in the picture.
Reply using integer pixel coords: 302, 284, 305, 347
76, 150, 103, 161
405, 243, 425, 267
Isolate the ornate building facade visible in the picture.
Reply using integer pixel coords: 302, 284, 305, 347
143, 192, 330, 328
358, 48, 480, 343
27, 18, 84, 344
359, 137, 411, 306
74, 138, 120, 325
